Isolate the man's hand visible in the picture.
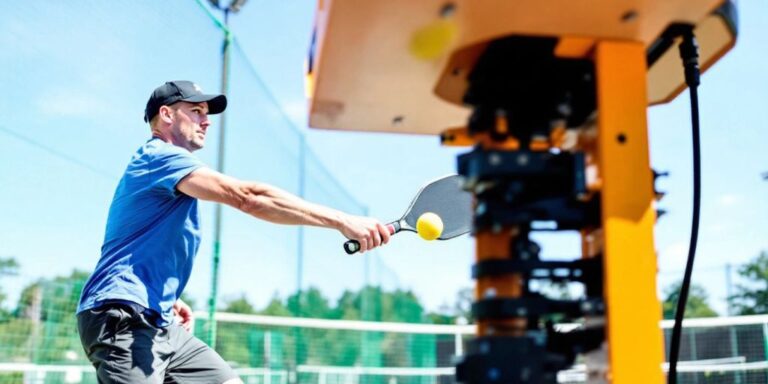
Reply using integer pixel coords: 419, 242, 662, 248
338, 214, 391, 254
173, 299, 194, 332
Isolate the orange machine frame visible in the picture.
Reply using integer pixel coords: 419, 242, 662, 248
307, 1, 736, 382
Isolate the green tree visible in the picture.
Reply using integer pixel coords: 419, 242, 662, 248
0, 257, 19, 276
427, 287, 473, 325
662, 280, 718, 319
222, 293, 257, 314
730, 251, 768, 315
331, 286, 427, 323
215, 293, 259, 365
426, 303, 455, 325
0, 269, 90, 364
259, 293, 291, 317
0, 257, 20, 320
453, 287, 473, 322
286, 287, 333, 318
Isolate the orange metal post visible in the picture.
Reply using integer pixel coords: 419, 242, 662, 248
595, 41, 665, 383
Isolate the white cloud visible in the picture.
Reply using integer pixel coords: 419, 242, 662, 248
717, 194, 741, 207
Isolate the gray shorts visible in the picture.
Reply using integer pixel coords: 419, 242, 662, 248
77, 303, 239, 384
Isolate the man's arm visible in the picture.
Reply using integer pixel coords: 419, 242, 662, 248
177, 167, 390, 253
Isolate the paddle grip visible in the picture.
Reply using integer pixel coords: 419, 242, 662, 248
343, 222, 400, 255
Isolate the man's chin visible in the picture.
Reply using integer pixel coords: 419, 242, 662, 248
190, 142, 204, 151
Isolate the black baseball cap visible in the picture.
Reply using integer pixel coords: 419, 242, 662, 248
144, 80, 227, 123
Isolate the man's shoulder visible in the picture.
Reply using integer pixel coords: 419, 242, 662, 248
138, 138, 197, 162
144, 138, 187, 155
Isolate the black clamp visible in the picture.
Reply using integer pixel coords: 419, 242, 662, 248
473, 296, 605, 320
473, 258, 602, 283
456, 336, 553, 384
458, 150, 586, 197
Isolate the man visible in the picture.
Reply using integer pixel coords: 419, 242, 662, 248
77, 80, 391, 384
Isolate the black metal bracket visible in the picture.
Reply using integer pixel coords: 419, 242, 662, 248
456, 336, 552, 384
473, 258, 602, 283
473, 296, 605, 321
458, 149, 600, 230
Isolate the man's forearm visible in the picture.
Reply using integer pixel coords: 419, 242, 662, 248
238, 182, 344, 229
178, 168, 346, 230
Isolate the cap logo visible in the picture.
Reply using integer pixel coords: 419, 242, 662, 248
192, 83, 203, 93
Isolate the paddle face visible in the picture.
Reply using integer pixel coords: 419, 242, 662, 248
399, 174, 473, 239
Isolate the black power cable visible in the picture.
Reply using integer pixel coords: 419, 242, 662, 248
668, 26, 702, 384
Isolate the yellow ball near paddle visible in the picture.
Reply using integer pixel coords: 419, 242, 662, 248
416, 212, 444, 241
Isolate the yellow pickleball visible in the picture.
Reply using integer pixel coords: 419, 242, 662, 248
409, 20, 458, 60
416, 212, 444, 241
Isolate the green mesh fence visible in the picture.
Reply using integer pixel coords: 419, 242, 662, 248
0, 278, 461, 384
6, 279, 768, 383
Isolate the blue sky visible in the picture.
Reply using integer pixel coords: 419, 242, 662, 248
0, 0, 766, 316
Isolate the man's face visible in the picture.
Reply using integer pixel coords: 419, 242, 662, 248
167, 101, 210, 152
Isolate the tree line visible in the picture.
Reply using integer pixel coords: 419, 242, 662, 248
0, 250, 767, 377
177, 250, 768, 322
1, 250, 768, 332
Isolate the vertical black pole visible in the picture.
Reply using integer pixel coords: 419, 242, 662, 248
207, 8, 231, 349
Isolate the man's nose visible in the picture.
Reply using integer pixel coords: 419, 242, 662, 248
200, 115, 210, 129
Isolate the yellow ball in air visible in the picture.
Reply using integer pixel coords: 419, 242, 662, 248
416, 212, 444, 241
409, 20, 458, 60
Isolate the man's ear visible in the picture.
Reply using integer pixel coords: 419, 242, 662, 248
159, 105, 174, 124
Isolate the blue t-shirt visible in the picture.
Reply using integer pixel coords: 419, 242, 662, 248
77, 138, 205, 326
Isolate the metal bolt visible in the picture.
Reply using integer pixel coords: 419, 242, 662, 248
483, 287, 497, 298
476, 202, 487, 215
488, 368, 500, 381
480, 341, 491, 354
621, 10, 638, 23
581, 301, 593, 313
489, 153, 502, 166
521, 367, 531, 381
516, 307, 527, 317
530, 331, 546, 346
516, 153, 529, 166
440, 2, 456, 18
392, 115, 404, 126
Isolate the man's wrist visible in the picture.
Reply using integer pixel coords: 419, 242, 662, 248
330, 212, 347, 231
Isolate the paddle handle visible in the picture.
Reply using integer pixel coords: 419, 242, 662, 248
343, 222, 400, 254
